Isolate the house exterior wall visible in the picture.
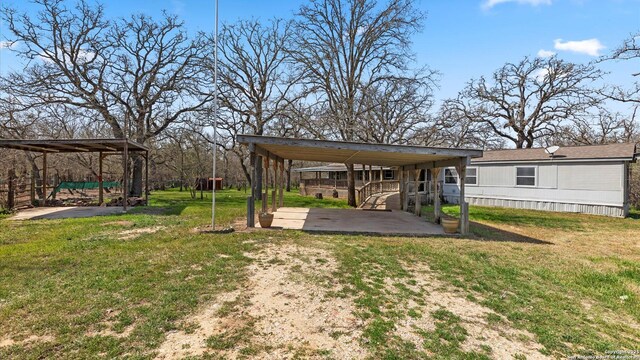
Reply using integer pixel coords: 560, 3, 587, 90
441, 161, 628, 217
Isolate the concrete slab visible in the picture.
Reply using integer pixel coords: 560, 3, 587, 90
259, 207, 445, 236
10, 207, 126, 220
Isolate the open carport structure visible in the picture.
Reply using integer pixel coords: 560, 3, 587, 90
0, 138, 149, 211
237, 135, 483, 235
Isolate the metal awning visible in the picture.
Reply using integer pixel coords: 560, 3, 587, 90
293, 163, 391, 173
0, 139, 149, 153
236, 135, 482, 168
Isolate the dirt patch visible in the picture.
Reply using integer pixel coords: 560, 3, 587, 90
155, 241, 367, 359
392, 262, 550, 359
154, 290, 241, 359
102, 220, 134, 227
236, 243, 366, 358
86, 309, 135, 339
118, 226, 165, 240
0, 335, 54, 348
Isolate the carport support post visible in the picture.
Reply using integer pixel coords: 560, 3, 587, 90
432, 168, 442, 224
41, 151, 47, 206
262, 154, 269, 213
271, 157, 277, 212
247, 144, 256, 227
414, 169, 421, 216
278, 159, 284, 208
457, 157, 469, 235
145, 151, 149, 206
99, 152, 104, 205
398, 169, 404, 210
123, 141, 128, 212
403, 170, 409, 211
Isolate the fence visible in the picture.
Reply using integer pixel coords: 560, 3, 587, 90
0, 170, 38, 210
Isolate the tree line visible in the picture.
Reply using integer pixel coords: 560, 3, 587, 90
1, 0, 638, 207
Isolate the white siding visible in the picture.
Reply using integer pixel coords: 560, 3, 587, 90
557, 163, 621, 191
440, 161, 627, 217
537, 164, 557, 189
478, 165, 513, 186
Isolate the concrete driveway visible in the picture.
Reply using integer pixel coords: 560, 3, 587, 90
10, 207, 126, 220
258, 207, 445, 236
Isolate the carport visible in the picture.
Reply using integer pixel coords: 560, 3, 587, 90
237, 135, 482, 235
0, 138, 149, 211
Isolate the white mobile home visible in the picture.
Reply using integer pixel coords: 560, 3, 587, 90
442, 143, 638, 217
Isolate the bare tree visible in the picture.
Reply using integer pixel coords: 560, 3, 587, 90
358, 73, 436, 145
444, 56, 602, 149
291, 0, 425, 206
1, 0, 213, 196
547, 108, 639, 146
215, 18, 299, 198
433, 101, 506, 149
600, 31, 639, 106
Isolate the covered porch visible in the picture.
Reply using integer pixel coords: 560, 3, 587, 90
237, 135, 482, 235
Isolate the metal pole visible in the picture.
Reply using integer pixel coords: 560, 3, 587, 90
211, 0, 219, 228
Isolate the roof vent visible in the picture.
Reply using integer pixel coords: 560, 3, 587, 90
545, 145, 560, 157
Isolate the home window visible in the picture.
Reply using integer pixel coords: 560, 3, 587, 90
383, 170, 394, 180
445, 169, 458, 184
465, 168, 477, 185
516, 167, 536, 186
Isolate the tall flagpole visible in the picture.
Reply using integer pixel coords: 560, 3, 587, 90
211, 0, 219, 228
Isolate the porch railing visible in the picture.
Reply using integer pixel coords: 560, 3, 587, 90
301, 178, 349, 188
356, 180, 400, 207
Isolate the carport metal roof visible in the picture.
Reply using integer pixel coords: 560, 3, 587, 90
0, 138, 149, 153
236, 135, 482, 168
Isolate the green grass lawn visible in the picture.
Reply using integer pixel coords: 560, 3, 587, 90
1, 189, 639, 359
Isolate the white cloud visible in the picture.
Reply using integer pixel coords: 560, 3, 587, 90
532, 67, 550, 82
537, 49, 556, 58
38, 48, 96, 64
482, 0, 551, 10
553, 38, 605, 56
0, 41, 18, 50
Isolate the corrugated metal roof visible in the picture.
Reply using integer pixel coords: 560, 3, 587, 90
237, 135, 482, 167
473, 143, 637, 163
293, 163, 391, 173
0, 139, 149, 153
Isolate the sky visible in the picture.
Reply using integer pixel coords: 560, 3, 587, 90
0, 0, 639, 112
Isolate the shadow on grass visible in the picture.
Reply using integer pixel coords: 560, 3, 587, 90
466, 221, 554, 245
628, 209, 640, 220
421, 205, 556, 245
424, 204, 584, 231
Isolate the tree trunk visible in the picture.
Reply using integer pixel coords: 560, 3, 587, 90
240, 160, 251, 186
7, 168, 16, 209
286, 159, 293, 192
131, 154, 144, 197
346, 163, 356, 207
254, 155, 263, 200
25, 154, 42, 198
